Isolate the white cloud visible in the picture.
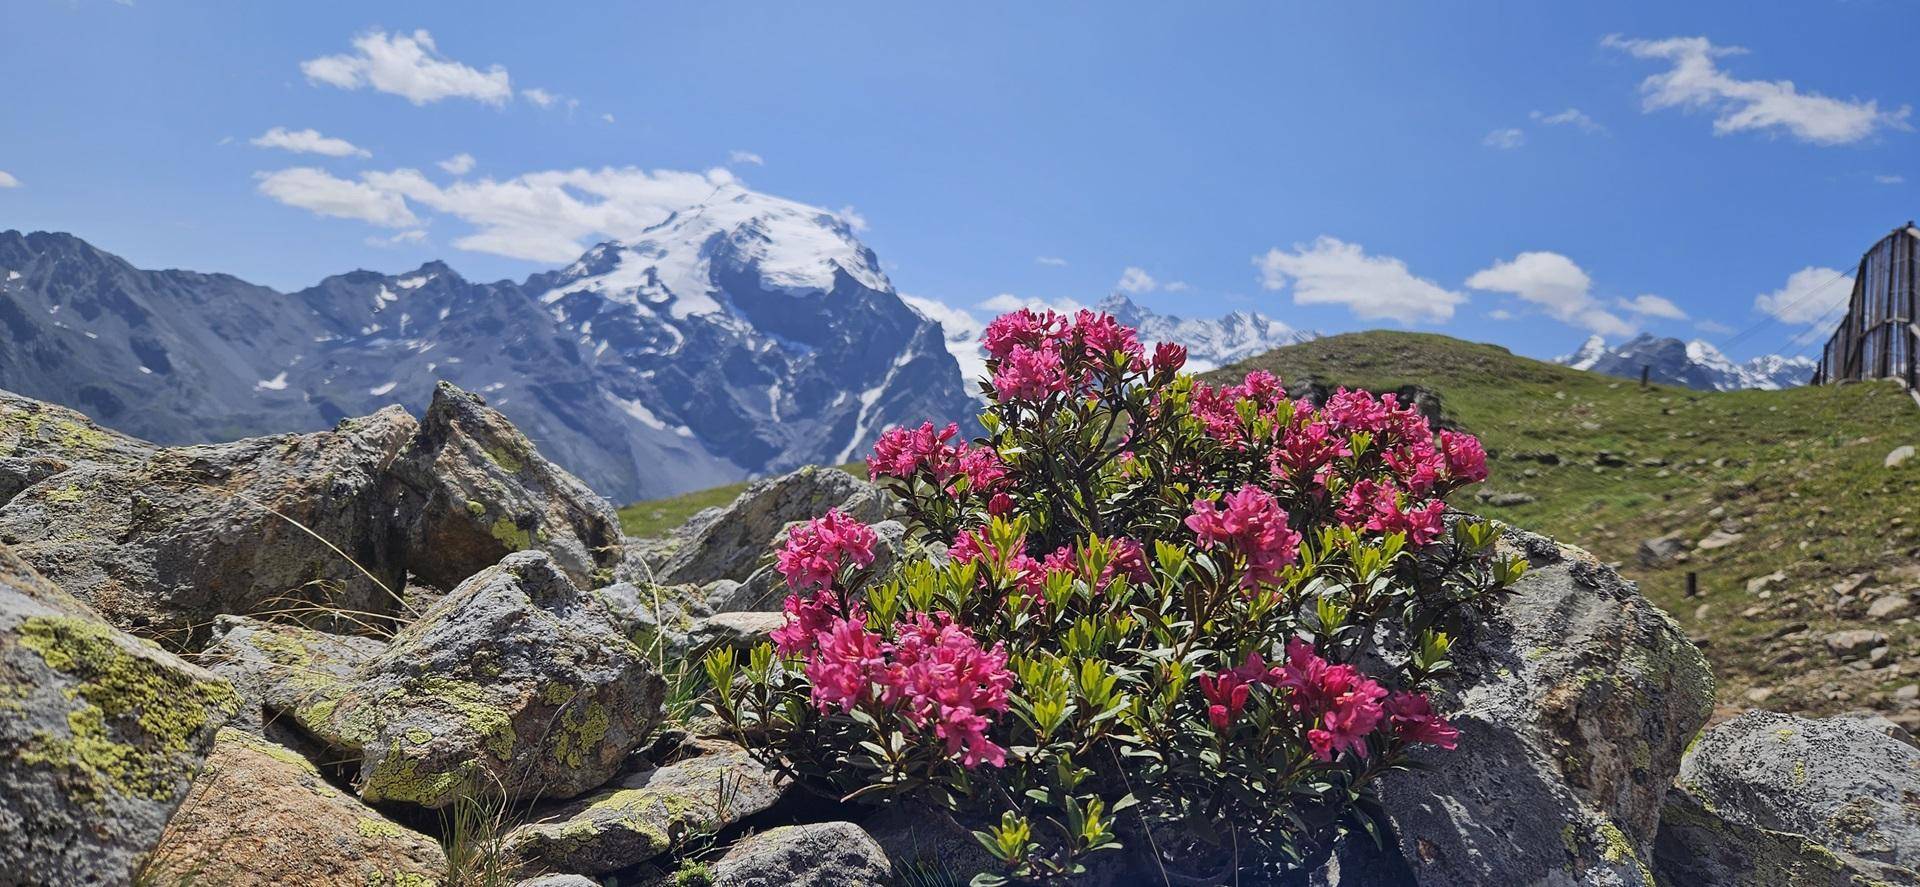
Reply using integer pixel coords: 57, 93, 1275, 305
1530, 107, 1607, 134
1466, 251, 1634, 336
249, 126, 371, 158
437, 153, 476, 175
978, 293, 1089, 315
1603, 35, 1911, 145
1034, 256, 1067, 267
1117, 267, 1157, 293
1256, 236, 1465, 325
835, 205, 869, 233
301, 29, 512, 106
255, 167, 419, 228
520, 87, 559, 107
1482, 128, 1526, 149
1694, 318, 1735, 335
1616, 293, 1688, 320
1754, 266, 1852, 324
1488, 308, 1515, 320
728, 150, 765, 167
600, 113, 616, 124
1875, 173, 1905, 185
365, 229, 428, 248
0, 171, 18, 188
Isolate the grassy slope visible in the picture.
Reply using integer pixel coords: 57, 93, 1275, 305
1218, 331, 1920, 718
619, 332, 1920, 717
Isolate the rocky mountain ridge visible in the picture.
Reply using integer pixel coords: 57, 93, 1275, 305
0, 203, 977, 501
1557, 332, 1816, 391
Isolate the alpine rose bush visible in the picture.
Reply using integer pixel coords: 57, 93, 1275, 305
705, 307, 1522, 885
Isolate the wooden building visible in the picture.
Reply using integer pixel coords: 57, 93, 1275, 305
1813, 223, 1919, 388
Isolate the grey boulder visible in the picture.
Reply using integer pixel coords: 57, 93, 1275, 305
1367, 525, 1713, 886
647, 466, 887, 590
0, 543, 240, 884
1653, 710, 1920, 885
308, 551, 665, 809
713, 821, 891, 887
197, 615, 385, 733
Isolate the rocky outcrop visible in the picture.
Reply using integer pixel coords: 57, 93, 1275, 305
0, 543, 239, 884
0, 389, 153, 507
198, 615, 385, 732
712, 821, 891, 887
305, 552, 664, 809
0, 383, 622, 648
505, 739, 788, 875
1653, 711, 1920, 885
1367, 525, 1715, 886
390, 382, 624, 593
643, 467, 888, 592
142, 728, 446, 887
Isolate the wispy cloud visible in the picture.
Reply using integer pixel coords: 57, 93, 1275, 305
0, 171, 18, 188
1616, 293, 1688, 320
437, 153, 476, 175
600, 112, 616, 124
835, 205, 868, 232
1116, 266, 1187, 294
1694, 318, 1735, 335
1466, 251, 1634, 336
727, 150, 765, 167
1530, 107, 1607, 134
1875, 173, 1905, 185
1603, 34, 1911, 145
249, 126, 371, 159
302, 29, 512, 106
365, 229, 428, 248
1256, 237, 1464, 324
1482, 127, 1526, 149
254, 167, 418, 227
1034, 256, 1067, 267
1754, 266, 1852, 324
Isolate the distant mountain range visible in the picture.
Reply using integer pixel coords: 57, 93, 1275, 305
1555, 333, 1816, 391
0, 190, 977, 501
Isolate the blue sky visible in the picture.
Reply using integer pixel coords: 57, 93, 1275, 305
2, 2, 1914, 362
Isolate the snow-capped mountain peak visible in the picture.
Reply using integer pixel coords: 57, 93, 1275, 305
1096, 294, 1317, 372
1554, 333, 1816, 391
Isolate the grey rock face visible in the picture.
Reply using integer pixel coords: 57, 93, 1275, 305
1654, 711, 1920, 885
198, 615, 385, 732
1368, 525, 1714, 886
650, 466, 887, 593
594, 580, 711, 654
0, 225, 981, 502
712, 821, 891, 887
1636, 533, 1686, 567
311, 551, 665, 809
505, 739, 789, 875
0, 543, 240, 884
0, 383, 622, 648
0, 389, 153, 508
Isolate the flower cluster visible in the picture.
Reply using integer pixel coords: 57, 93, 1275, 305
1185, 485, 1302, 588
714, 307, 1515, 881
774, 508, 878, 591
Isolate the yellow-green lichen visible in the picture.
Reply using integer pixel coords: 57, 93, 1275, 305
483, 444, 524, 475
218, 728, 321, 775
490, 516, 533, 550
410, 677, 516, 760
45, 483, 87, 504
355, 816, 410, 840
464, 499, 487, 516
551, 699, 611, 769
16, 615, 241, 803
360, 753, 472, 806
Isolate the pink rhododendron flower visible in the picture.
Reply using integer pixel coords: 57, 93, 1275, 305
1152, 341, 1187, 374
1438, 430, 1489, 483
1275, 639, 1387, 761
949, 527, 1045, 595
1338, 481, 1447, 546
1383, 438, 1445, 495
868, 421, 960, 481
981, 307, 1066, 359
1188, 371, 1289, 447
776, 509, 879, 591
953, 444, 1009, 496
880, 612, 1013, 768
770, 589, 844, 657
1274, 415, 1349, 478
805, 614, 888, 713
1071, 309, 1144, 364
1386, 691, 1459, 750
1039, 536, 1151, 593
1199, 670, 1254, 731
992, 343, 1070, 401
1185, 485, 1302, 588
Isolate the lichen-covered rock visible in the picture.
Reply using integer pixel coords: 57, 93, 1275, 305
0, 383, 624, 648
143, 728, 446, 886
390, 382, 623, 592
1366, 524, 1714, 886
198, 615, 385, 732
1653, 711, 1920, 885
505, 739, 788, 875
685, 612, 784, 656
0, 389, 153, 507
0, 543, 240, 884
712, 821, 890, 887
309, 551, 664, 809
0, 405, 420, 646
595, 580, 710, 654
648, 467, 887, 590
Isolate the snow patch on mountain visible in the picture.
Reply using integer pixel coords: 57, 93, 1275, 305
1554, 333, 1816, 391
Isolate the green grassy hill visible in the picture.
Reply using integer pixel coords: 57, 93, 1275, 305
622, 331, 1920, 721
